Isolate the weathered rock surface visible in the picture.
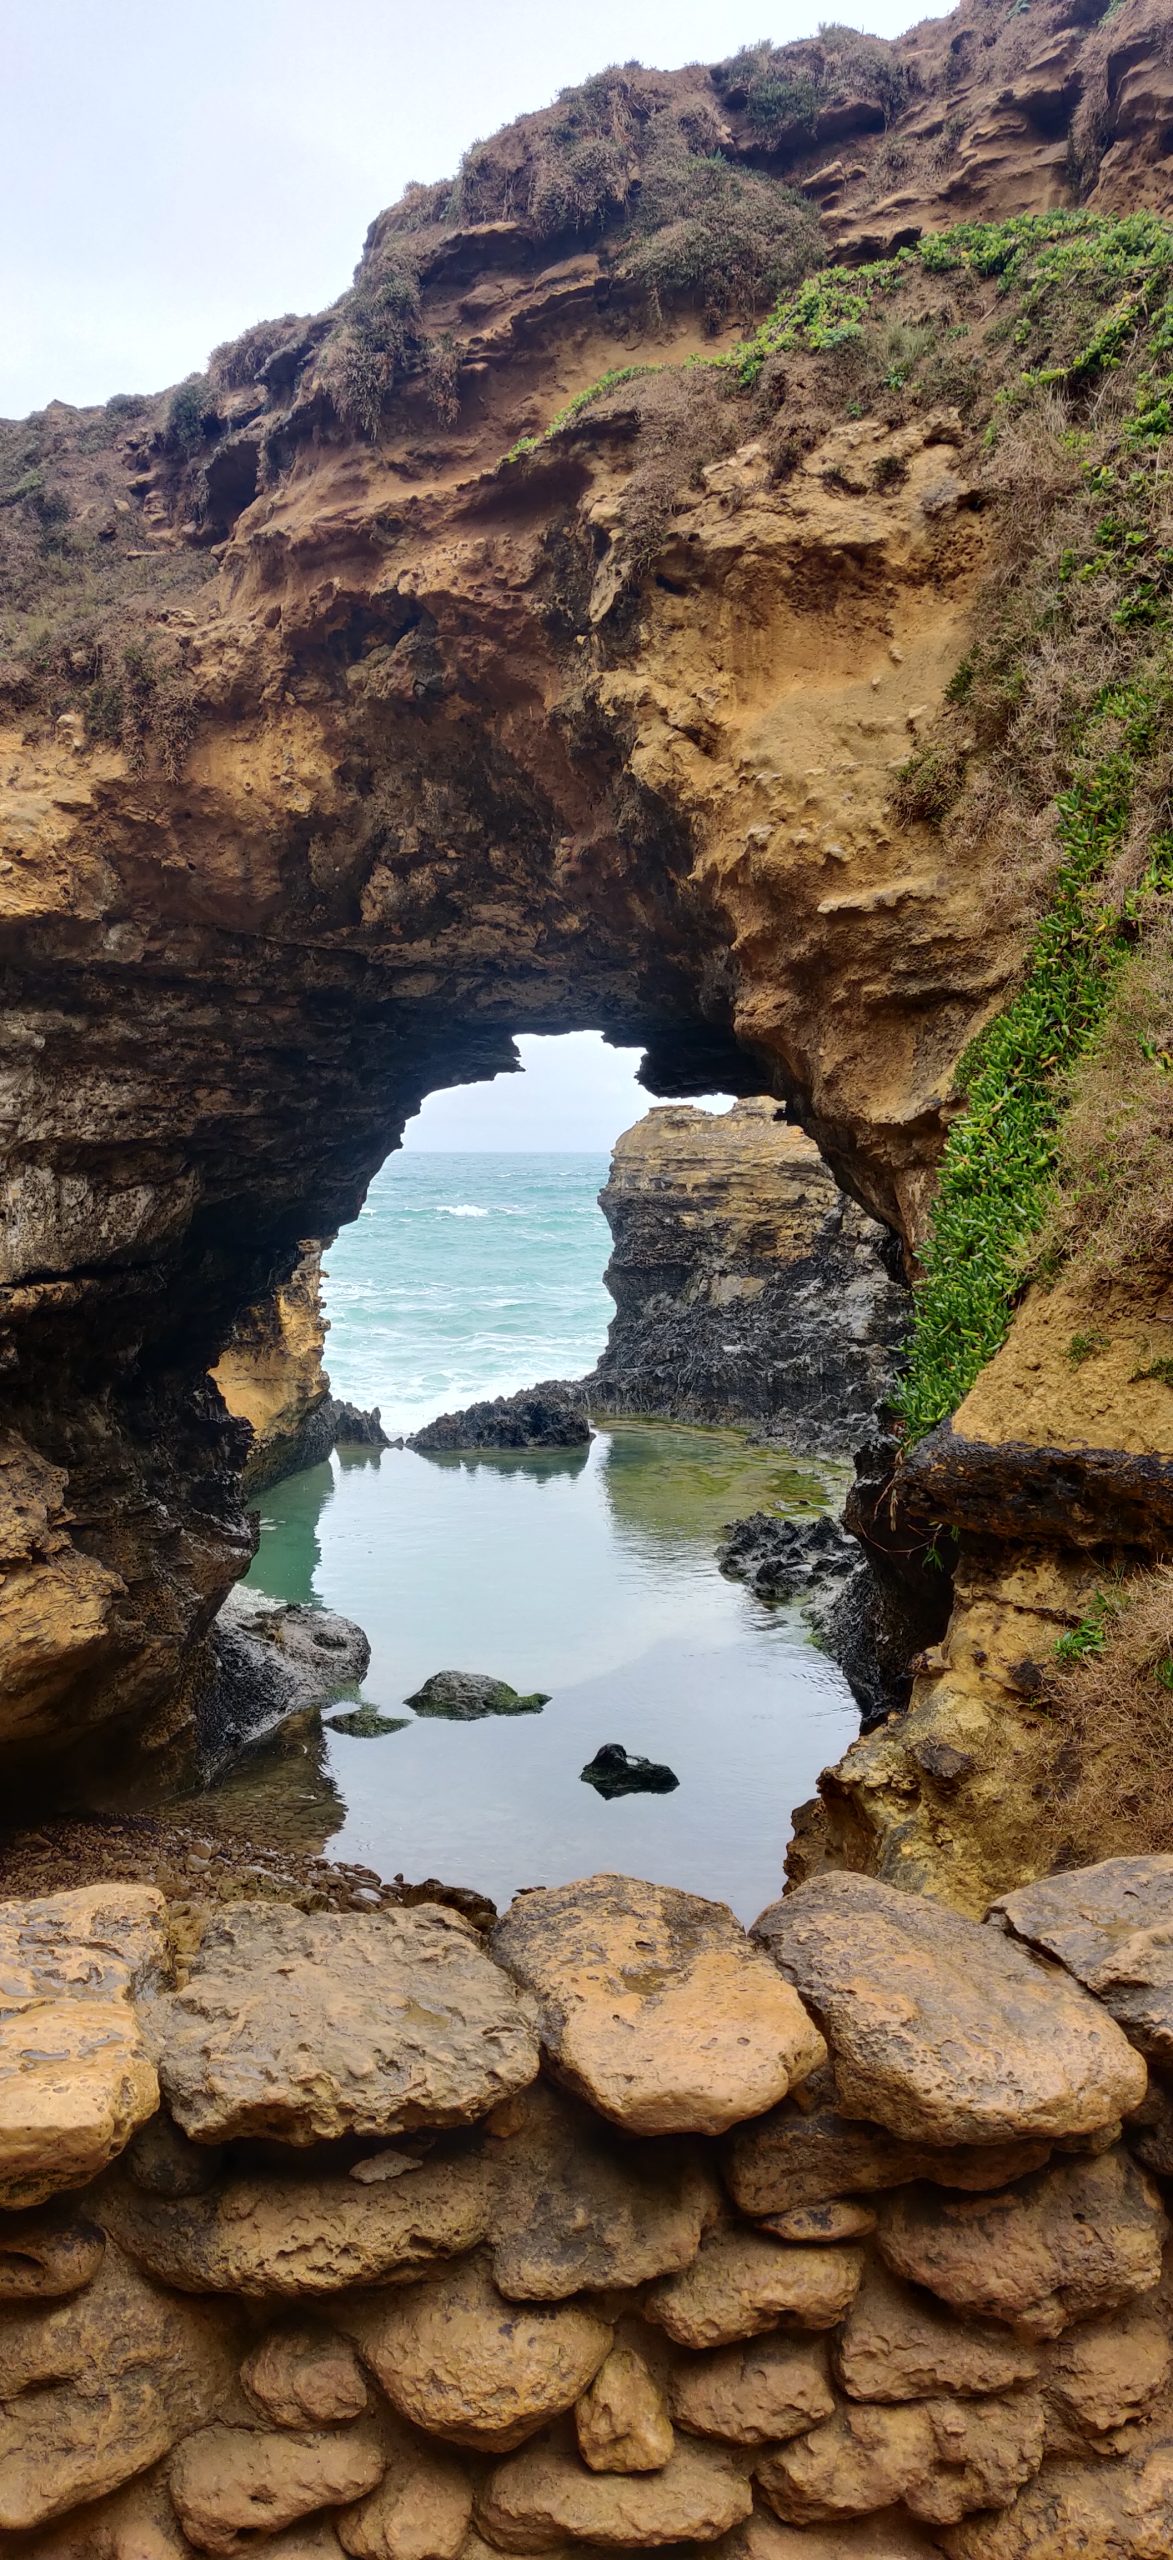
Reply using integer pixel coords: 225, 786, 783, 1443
337, 2431, 473, 2560
0, 2243, 233, 2530
1041, 2299, 1171, 2458
753, 1873, 1148, 2145
759, 2200, 878, 2244
0, 1885, 167, 2208
580, 1744, 678, 1799
0, 2203, 105, 2300
994, 1855, 1173, 2069
939, 2427, 1173, 2559
343, 2255, 612, 2449
168, 2419, 386, 2556
143, 1900, 539, 2143
584, 1101, 906, 1451
408, 1387, 589, 1454
477, 2430, 752, 2549
718, 1514, 859, 1607
492, 1875, 824, 2136
757, 2389, 1046, 2528
575, 2344, 674, 2473
101, 2151, 495, 2295
487, 2080, 717, 2301
405, 1673, 550, 1720
834, 2259, 1040, 2403
724, 2092, 1054, 2220
719, 2512, 942, 2560
878, 2151, 1168, 2339
240, 2322, 372, 2428
645, 2231, 864, 2348
669, 2332, 835, 2444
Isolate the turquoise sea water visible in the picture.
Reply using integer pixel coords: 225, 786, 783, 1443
216, 1153, 860, 1918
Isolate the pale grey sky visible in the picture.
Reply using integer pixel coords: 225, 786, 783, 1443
404, 1036, 730, 1151
5, 0, 925, 419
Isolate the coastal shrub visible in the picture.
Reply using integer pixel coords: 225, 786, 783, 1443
713, 31, 908, 145
618, 141, 822, 327
165, 375, 218, 456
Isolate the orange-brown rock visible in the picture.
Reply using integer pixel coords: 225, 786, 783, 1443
833, 2260, 1040, 2404
757, 2388, 1046, 2529
939, 2426, 1173, 2559
1040, 2299, 1172, 2459
101, 2149, 495, 2295
336, 2431, 473, 2560
0, 1886, 168, 2208
10, 2463, 194, 2558
342, 2255, 612, 2451
994, 1855, 1173, 2070
724, 2094, 1053, 2220
644, 2231, 863, 2350
758, 2201, 878, 2245
477, 2429, 752, 2549
168, 2419, 386, 2556
487, 2080, 717, 2302
0, 2203, 105, 2299
718, 2510, 943, 2560
669, 2332, 835, 2445
212, 1244, 331, 1494
752, 1873, 1148, 2145
878, 2151, 1168, 2340
240, 2322, 372, 2428
491, 1877, 824, 2137
145, 1901, 539, 2145
575, 2345, 674, 2474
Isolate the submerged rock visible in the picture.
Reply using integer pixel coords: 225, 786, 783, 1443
718, 1512, 857, 1603
580, 1742, 679, 1798
408, 1383, 590, 1453
405, 1670, 549, 1719
326, 1706, 409, 1738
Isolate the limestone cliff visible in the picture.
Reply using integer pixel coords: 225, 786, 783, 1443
212, 1246, 388, 1494
1, 0, 1172, 1858
587, 1098, 906, 1452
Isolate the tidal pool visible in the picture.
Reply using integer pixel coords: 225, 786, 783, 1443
194, 1419, 858, 1921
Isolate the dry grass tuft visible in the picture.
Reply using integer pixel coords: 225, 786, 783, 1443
1038, 1563, 1173, 1865
1041, 912, 1173, 1287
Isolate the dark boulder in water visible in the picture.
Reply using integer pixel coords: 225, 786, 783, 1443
407, 1381, 590, 1453
405, 1670, 550, 1719
717, 1511, 856, 1603
195, 1595, 373, 1778
581, 1742, 679, 1799
326, 1706, 410, 1738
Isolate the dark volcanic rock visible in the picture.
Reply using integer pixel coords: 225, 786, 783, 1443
718, 1512, 857, 1602
405, 1670, 550, 1719
195, 1594, 372, 1776
581, 1742, 680, 1798
408, 1383, 590, 1453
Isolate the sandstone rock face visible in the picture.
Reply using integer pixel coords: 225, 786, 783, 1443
758, 2390, 1046, 2528
337, 2433, 473, 2560
994, 1855, 1173, 2070
343, 2255, 612, 2449
761, 2200, 878, 2244
584, 1099, 906, 1452
878, 2152, 1168, 2339
644, 2231, 863, 2348
720, 2512, 942, 2560
240, 2323, 372, 2427
168, 2419, 386, 2555
575, 2345, 674, 2473
669, 2332, 835, 2444
102, 2151, 494, 2295
834, 2260, 1040, 2403
492, 1876, 824, 2136
753, 1874, 1148, 2145
477, 2431, 753, 2549
1041, 2300, 1171, 2459
0, 2243, 233, 2530
939, 2431, 1173, 2560
145, 1901, 539, 2143
724, 2094, 1053, 2219
0, 2203, 105, 2299
0, 1886, 167, 2208
488, 2081, 717, 2301
212, 1244, 331, 1494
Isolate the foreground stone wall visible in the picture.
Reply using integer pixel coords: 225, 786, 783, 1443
586, 1102, 907, 1456
5, 1858, 1173, 2557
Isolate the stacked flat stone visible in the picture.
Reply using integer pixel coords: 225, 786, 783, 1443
0, 1862, 1170, 2558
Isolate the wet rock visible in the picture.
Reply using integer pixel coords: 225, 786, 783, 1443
717, 1514, 857, 1604
576, 2345, 674, 2473
669, 2332, 835, 2444
752, 1872, 1148, 2144
724, 2094, 1054, 2219
758, 2391, 1046, 2529
580, 1744, 679, 1799
759, 2201, 877, 2243
337, 2431, 473, 2560
492, 1874, 825, 2137
0, 1885, 167, 2208
834, 2260, 1040, 2402
343, 2254, 612, 2450
488, 2081, 717, 2301
408, 1387, 589, 1453
327, 1708, 410, 1738
0, 2203, 105, 2300
102, 2150, 494, 2296
241, 2322, 372, 2427
1041, 2299, 1171, 2458
168, 2419, 385, 2556
0, 2241, 234, 2530
645, 2231, 864, 2348
477, 2430, 752, 2549
143, 1900, 539, 2143
199, 1595, 374, 1775
405, 1671, 549, 1719
993, 1854, 1173, 2068
224, 1595, 371, 1690
878, 2150, 1168, 2339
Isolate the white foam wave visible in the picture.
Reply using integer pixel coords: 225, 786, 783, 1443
437, 1205, 490, 1218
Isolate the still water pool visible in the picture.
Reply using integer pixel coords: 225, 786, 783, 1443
197, 1420, 858, 1922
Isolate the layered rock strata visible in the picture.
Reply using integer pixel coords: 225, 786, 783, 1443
213, 1248, 388, 1496
2, 1864, 1171, 2556
585, 1101, 907, 1453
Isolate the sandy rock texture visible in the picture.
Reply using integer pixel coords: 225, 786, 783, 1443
342, 2254, 612, 2449
0, 1886, 167, 2209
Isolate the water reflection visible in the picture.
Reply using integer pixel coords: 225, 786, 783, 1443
412, 1444, 591, 1487
247, 1459, 333, 1606
184, 1707, 346, 1854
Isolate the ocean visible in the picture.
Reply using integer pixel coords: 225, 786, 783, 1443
215, 1151, 859, 1918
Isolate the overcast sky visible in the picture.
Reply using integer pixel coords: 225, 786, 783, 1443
404, 1035, 730, 1151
